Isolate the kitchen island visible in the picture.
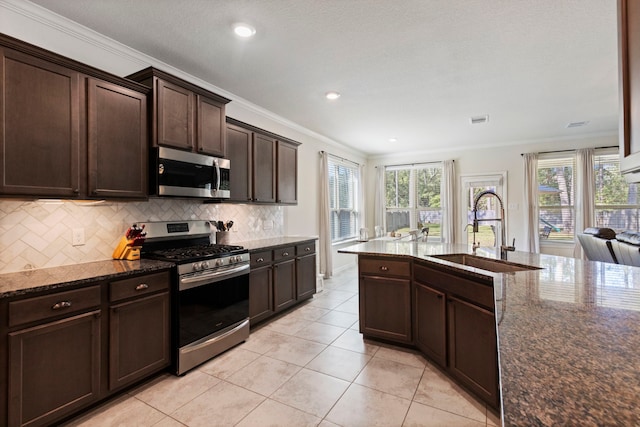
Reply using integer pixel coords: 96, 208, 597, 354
339, 240, 640, 426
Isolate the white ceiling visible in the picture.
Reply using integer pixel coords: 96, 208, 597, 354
28, 0, 619, 157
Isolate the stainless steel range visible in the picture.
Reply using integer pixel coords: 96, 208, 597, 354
140, 220, 250, 375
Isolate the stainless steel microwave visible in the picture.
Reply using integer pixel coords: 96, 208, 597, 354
152, 147, 230, 199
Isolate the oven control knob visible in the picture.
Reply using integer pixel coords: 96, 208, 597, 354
192, 262, 201, 271
201, 261, 210, 269
235, 256, 243, 263
215, 259, 224, 267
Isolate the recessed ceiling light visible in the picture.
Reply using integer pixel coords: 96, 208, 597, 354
566, 121, 589, 128
470, 115, 489, 124
233, 23, 256, 38
325, 91, 341, 100
389, 138, 398, 143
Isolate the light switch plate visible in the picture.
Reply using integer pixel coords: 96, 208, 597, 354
72, 228, 85, 246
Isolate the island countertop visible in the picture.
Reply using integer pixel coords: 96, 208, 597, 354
339, 240, 640, 426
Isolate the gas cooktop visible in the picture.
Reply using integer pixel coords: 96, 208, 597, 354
147, 243, 246, 263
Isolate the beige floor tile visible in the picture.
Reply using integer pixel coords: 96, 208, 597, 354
235, 398, 321, 427
333, 298, 359, 314
402, 401, 486, 426
331, 329, 379, 355
307, 296, 345, 309
133, 371, 220, 414
413, 363, 486, 423
64, 395, 165, 427
306, 345, 372, 381
487, 407, 501, 426
374, 345, 428, 369
293, 321, 347, 344
317, 310, 358, 328
288, 303, 331, 321
318, 289, 357, 302
265, 314, 313, 335
317, 420, 342, 427
354, 357, 423, 400
240, 328, 289, 354
171, 381, 264, 427
271, 368, 350, 418
153, 417, 187, 427
225, 355, 301, 396
198, 346, 261, 379
326, 383, 411, 427
264, 334, 327, 366
350, 320, 360, 330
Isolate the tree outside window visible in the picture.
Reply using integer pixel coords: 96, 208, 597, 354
594, 153, 639, 231
328, 157, 360, 242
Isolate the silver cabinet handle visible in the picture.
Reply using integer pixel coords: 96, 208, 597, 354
380, 266, 389, 271
283, 252, 289, 256
257, 257, 264, 263
305, 247, 311, 252
135, 283, 149, 291
52, 301, 72, 310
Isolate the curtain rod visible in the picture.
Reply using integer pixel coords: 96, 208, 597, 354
376, 159, 453, 168
320, 151, 360, 166
520, 145, 618, 156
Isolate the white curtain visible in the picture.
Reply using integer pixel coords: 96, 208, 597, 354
319, 152, 333, 278
358, 163, 366, 237
373, 166, 385, 234
441, 160, 456, 243
574, 148, 595, 259
523, 153, 540, 253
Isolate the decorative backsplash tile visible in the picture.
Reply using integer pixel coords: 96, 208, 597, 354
0, 199, 283, 274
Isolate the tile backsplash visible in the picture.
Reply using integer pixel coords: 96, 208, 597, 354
0, 198, 284, 274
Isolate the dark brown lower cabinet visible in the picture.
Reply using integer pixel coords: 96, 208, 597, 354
414, 281, 447, 367
8, 310, 101, 427
249, 265, 274, 323
296, 252, 316, 301
273, 258, 296, 312
359, 275, 412, 344
109, 291, 170, 391
447, 295, 499, 409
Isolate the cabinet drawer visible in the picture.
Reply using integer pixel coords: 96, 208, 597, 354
110, 271, 170, 303
9, 285, 101, 327
359, 257, 410, 278
296, 242, 316, 256
273, 246, 295, 261
251, 250, 273, 267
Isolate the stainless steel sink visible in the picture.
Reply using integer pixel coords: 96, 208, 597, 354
430, 254, 542, 273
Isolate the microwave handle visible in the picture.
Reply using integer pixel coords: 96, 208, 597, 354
215, 160, 221, 193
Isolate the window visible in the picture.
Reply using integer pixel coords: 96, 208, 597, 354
328, 157, 360, 243
385, 163, 442, 239
594, 152, 639, 231
537, 155, 575, 241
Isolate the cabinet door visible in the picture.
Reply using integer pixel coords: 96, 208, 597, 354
109, 292, 170, 391
414, 281, 446, 367
156, 78, 193, 150
87, 78, 147, 199
249, 265, 274, 324
196, 94, 225, 157
8, 310, 101, 427
0, 47, 80, 197
252, 133, 276, 203
359, 276, 412, 343
447, 296, 499, 408
276, 141, 297, 204
226, 124, 252, 202
619, 0, 640, 178
296, 253, 316, 301
273, 259, 296, 311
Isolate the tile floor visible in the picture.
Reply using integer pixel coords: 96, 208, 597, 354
64, 265, 501, 427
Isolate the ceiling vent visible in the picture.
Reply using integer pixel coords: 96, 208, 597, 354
470, 115, 489, 124
566, 121, 589, 128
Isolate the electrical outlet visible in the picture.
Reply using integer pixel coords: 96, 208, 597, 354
72, 228, 85, 246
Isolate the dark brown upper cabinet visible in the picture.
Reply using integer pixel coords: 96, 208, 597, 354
0, 34, 149, 200
127, 67, 230, 158
618, 0, 640, 182
225, 117, 300, 205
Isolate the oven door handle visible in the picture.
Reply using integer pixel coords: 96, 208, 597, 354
179, 263, 250, 291
215, 160, 221, 194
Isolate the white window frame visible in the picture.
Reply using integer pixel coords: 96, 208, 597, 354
537, 153, 576, 243
328, 156, 360, 244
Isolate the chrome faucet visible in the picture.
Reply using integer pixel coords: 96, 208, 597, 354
472, 190, 515, 260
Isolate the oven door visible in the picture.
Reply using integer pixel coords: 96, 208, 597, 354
176, 263, 249, 350
156, 147, 229, 199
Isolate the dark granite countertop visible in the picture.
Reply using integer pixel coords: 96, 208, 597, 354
235, 236, 317, 252
0, 259, 174, 299
339, 241, 640, 426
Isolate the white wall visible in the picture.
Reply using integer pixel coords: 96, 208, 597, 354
365, 134, 619, 258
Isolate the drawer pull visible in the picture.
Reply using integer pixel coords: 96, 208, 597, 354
305, 247, 311, 252
283, 252, 289, 256
52, 301, 72, 310
380, 266, 389, 271
257, 257, 264, 263
135, 283, 149, 291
